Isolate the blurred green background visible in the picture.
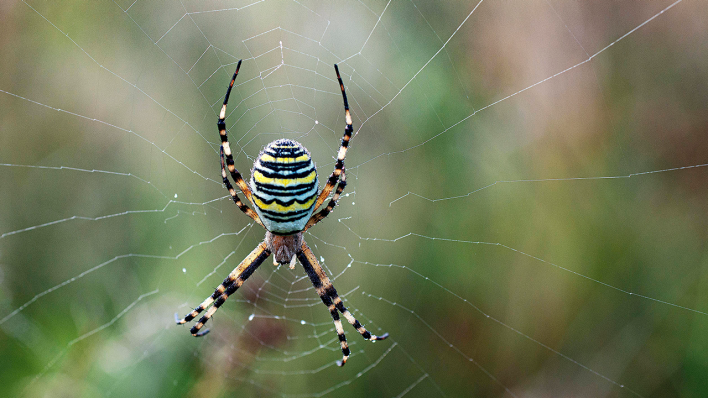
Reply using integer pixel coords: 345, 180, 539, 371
1, 0, 707, 397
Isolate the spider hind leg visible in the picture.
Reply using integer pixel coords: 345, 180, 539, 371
297, 241, 388, 366
177, 242, 271, 336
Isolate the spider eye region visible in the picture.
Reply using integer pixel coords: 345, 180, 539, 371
250, 139, 319, 234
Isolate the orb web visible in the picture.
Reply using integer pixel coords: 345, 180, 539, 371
1, 0, 707, 397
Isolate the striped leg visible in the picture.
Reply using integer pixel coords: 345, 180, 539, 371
221, 147, 264, 228
177, 242, 271, 336
297, 241, 388, 366
304, 167, 345, 231
218, 60, 264, 228
307, 64, 352, 227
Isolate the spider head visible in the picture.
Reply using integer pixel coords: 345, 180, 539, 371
265, 231, 302, 268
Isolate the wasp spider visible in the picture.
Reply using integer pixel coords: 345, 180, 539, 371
177, 61, 388, 366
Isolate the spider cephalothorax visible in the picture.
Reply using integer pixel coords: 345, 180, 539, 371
265, 231, 302, 266
177, 61, 388, 366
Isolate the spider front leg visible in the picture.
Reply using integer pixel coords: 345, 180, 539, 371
304, 167, 345, 231
297, 241, 388, 366
217, 60, 265, 228
177, 242, 271, 336
305, 64, 352, 230
221, 147, 265, 228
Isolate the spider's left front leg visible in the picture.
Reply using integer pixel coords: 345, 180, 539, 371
297, 241, 388, 366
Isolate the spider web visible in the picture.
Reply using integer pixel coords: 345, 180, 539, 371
1, 0, 707, 396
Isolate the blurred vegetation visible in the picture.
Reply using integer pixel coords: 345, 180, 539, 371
1, 0, 707, 397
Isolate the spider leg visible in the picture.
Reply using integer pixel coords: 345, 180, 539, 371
221, 147, 265, 228
303, 167, 345, 231
306, 64, 352, 228
177, 241, 271, 336
297, 241, 388, 366
218, 60, 264, 228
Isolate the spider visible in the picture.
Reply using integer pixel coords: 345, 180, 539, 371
177, 60, 388, 367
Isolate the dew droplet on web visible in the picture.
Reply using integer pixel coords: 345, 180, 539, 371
248, 314, 255, 321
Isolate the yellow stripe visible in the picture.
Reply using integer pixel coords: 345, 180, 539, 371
253, 170, 316, 186
260, 154, 310, 163
253, 195, 316, 212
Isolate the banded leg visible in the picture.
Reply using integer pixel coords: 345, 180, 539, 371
221, 147, 265, 228
218, 60, 263, 227
297, 241, 388, 366
304, 167, 345, 231
177, 241, 271, 336
307, 64, 352, 226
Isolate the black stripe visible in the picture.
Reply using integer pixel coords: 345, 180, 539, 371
254, 167, 316, 179
334, 64, 350, 111
262, 213, 310, 224
265, 147, 306, 157
262, 213, 309, 222
261, 213, 310, 225
338, 334, 347, 342
258, 207, 312, 217
258, 160, 313, 170
325, 285, 339, 299
252, 192, 315, 207
254, 180, 317, 196
212, 286, 225, 299
220, 275, 233, 287
222, 60, 241, 105
299, 251, 323, 289
254, 167, 314, 179
268, 229, 301, 236
320, 294, 333, 306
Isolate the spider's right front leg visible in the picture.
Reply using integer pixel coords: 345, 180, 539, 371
177, 241, 271, 336
304, 64, 352, 231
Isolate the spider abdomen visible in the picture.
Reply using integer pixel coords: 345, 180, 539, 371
250, 139, 318, 234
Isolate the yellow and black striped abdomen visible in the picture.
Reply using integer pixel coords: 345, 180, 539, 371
250, 139, 318, 234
